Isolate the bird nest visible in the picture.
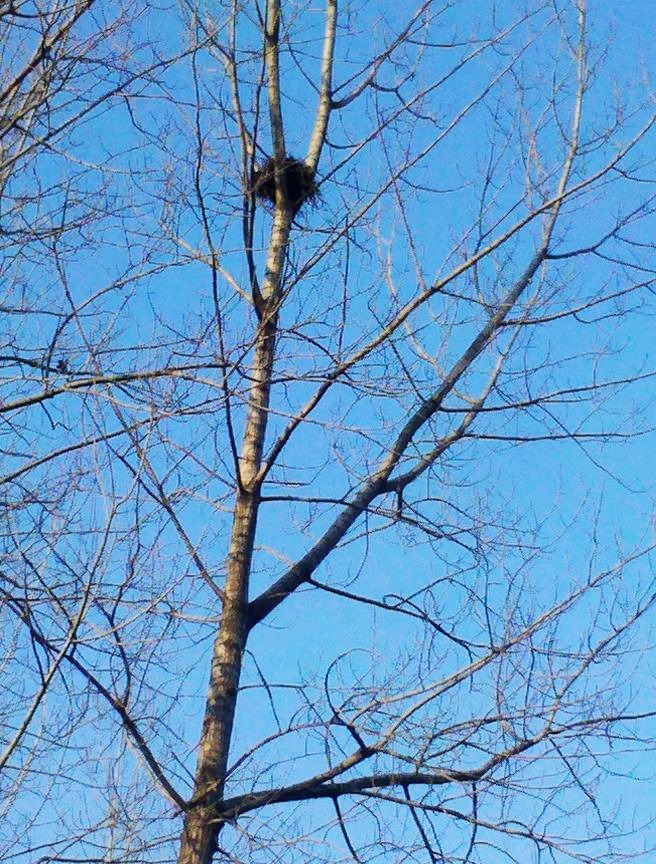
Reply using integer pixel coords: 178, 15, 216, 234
251, 156, 318, 211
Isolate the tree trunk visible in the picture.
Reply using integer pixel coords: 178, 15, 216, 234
177, 326, 274, 864
178, 206, 292, 863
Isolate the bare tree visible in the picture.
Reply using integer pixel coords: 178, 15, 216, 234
2, 2, 656, 863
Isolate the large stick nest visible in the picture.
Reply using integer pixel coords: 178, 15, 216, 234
251, 156, 318, 211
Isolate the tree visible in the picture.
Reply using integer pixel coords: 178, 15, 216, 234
2, 1, 656, 862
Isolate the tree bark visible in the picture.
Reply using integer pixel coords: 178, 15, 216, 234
178, 205, 293, 863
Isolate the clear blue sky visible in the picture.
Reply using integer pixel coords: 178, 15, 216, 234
4, 2, 656, 862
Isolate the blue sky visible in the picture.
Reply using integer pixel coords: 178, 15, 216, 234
3, 1, 656, 862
